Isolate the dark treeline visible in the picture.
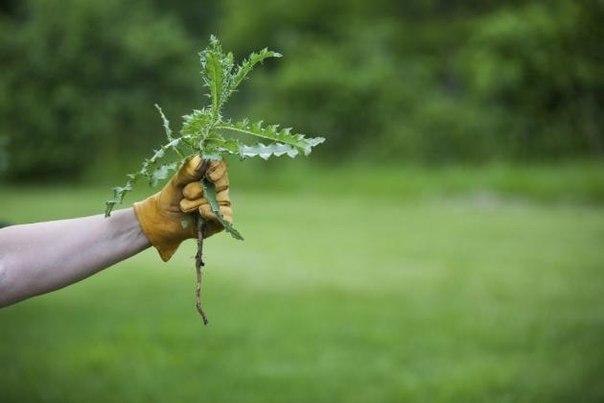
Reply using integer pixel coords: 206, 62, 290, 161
0, 0, 602, 180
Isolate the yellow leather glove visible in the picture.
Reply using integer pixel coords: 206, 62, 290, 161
133, 156, 233, 262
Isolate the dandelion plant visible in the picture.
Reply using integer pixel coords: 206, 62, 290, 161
104, 35, 324, 324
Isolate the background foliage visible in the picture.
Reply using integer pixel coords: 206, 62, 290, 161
0, 0, 197, 179
0, 0, 602, 180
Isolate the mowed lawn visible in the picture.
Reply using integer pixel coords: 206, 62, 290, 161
1, 180, 604, 402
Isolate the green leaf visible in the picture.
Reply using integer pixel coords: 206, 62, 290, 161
218, 138, 242, 154
155, 104, 173, 141
239, 142, 299, 159
231, 48, 282, 90
204, 137, 241, 155
150, 162, 179, 187
218, 119, 325, 156
181, 109, 214, 137
104, 200, 117, 217
104, 138, 184, 216
199, 35, 234, 115
201, 178, 244, 240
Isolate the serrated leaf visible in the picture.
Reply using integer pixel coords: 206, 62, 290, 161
155, 104, 173, 141
218, 138, 241, 154
181, 109, 213, 137
231, 47, 282, 90
204, 137, 241, 156
218, 120, 325, 156
199, 36, 234, 115
239, 142, 299, 159
150, 162, 178, 187
104, 200, 117, 217
201, 152, 222, 161
105, 138, 182, 216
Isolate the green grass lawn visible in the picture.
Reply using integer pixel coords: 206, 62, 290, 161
1, 169, 604, 402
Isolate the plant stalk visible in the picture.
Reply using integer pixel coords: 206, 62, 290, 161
194, 159, 210, 326
195, 215, 209, 325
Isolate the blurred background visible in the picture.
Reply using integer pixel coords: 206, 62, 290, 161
1, 0, 603, 402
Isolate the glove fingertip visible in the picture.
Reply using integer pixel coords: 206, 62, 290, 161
158, 246, 177, 262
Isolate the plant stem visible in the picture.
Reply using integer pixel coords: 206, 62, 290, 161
194, 158, 210, 326
195, 215, 209, 325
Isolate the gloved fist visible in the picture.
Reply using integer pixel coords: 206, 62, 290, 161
133, 155, 232, 262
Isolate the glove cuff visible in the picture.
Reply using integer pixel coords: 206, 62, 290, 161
133, 196, 191, 262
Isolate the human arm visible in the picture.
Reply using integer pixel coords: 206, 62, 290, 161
0, 208, 149, 307
0, 157, 232, 308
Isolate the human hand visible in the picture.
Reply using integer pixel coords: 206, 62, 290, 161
133, 156, 232, 261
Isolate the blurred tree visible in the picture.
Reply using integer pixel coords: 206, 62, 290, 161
0, 0, 602, 182
218, 0, 603, 163
458, 0, 603, 158
0, 0, 197, 180
0, 135, 7, 175
150, 0, 219, 37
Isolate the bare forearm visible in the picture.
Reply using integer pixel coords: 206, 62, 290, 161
0, 208, 150, 307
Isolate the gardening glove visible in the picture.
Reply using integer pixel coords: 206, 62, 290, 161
133, 156, 233, 262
